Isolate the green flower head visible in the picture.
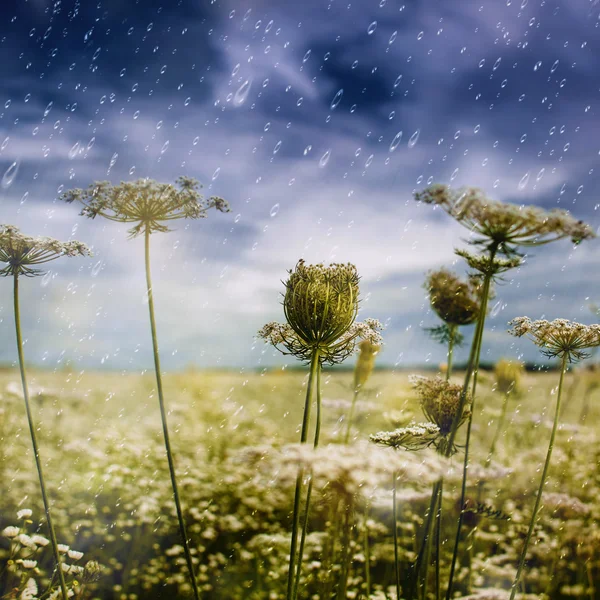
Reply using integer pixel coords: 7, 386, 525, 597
0, 224, 91, 277
258, 260, 383, 365
424, 268, 480, 326
62, 176, 230, 238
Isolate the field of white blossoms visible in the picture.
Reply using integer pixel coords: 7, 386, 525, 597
1, 363, 599, 600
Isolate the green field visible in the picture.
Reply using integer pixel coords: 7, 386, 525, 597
1, 366, 598, 599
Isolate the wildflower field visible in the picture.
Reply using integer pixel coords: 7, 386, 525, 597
1, 364, 599, 600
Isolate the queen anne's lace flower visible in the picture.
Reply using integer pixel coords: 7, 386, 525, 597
508, 317, 600, 362
258, 260, 383, 365
369, 423, 441, 451
0, 225, 91, 277
62, 176, 230, 237
455, 249, 522, 277
415, 184, 595, 254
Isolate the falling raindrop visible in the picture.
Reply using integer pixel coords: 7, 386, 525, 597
212, 167, 221, 180
389, 131, 403, 152
1, 161, 19, 189
490, 301, 502, 318
41, 271, 52, 287
330, 88, 344, 110
68, 141, 80, 159
303, 145, 312, 156
161, 141, 169, 154
270, 203, 280, 217
518, 171, 530, 190
233, 79, 252, 106
408, 129, 420, 148
319, 149, 331, 168
273, 140, 282, 154
91, 260, 103, 277
367, 21, 377, 35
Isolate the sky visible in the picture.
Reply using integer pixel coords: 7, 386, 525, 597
0, 0, 599, 371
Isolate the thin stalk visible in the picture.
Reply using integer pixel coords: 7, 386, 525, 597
13, 274, 69, 600
344, 388, 360, 444
434, 484, 443, 600
287, 350, 320, 600
485, 392, 510, 469
446, 325, 457, 381
337, 498, 354, 600
293, 362, 322, 599
408, 478, 442, 599
392, 469, 401, 600
509, 353, 568, 600
445, 259, 495, 600
144, 227, 200, 600
364, 501, 371, 599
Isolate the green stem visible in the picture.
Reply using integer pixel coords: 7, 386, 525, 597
144, 227, 200, 600
509, 353, 568, 600
287, 350, 320, 600
445, 257, 495, 600
293, 361, 322, 599
344, 388, 360, 444
434, 483, 443, 600
485, 392, 510, 469
408, 478, 442, 599
392, 469, 401, 600
446, 325, 456, 381
13, 274, 69, 600
337, 497, 354, 600
364, 501, 371, 599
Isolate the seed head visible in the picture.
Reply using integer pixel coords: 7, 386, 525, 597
62, 176, 230, 238
508, 317, 600, 363
414, 184, 595, 255
494, 358, 524, 395
424, 268, 480, 326
258, 260, 383, 365
410, 375, 471, 453
369, 423, 441, 451
0, 225, 91, 277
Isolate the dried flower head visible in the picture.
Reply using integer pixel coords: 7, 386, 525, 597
62, 177, 230, 238
353, 339, 380, 390
425, 268, 480, 326
455, 249, 522, 277
410, 375, 471, 454
415, 184, 595, 254
258, 260, 382, 364
369, 423, 441, 451
0, 225, 91, 277
508, 317, 600, 362
494, 359, 524, 395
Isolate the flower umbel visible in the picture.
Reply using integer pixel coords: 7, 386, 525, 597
414, 184, 595, 254
0, 225, 91, 277
258, 260, 382, 364
369, 423, 441, 451
508, 317, 600, 362
62, 176, 230, 237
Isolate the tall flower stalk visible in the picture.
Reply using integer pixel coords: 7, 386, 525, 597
62, 178, 230, 600
414, 184, 594, 599
507, 318, 600, 598
258, 260, 382, 600
0, 225, 91, 600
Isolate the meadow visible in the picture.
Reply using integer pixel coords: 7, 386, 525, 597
1, 364, 598, 599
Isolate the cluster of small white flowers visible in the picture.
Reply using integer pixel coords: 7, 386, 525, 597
455, 249, 522, 276
369, 423, 441, 451
509, 317, 600, 361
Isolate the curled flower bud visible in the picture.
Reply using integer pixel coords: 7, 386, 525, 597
494, 359, 524, 395
62, 177, 230, 238
83, 560, 102, 583
259, 260, 383, 365
424, 268, 480, 326
508, 317, 600, 363
415, 184, 595, 254
0, 225, 91, 277
410, 375, 471, 454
